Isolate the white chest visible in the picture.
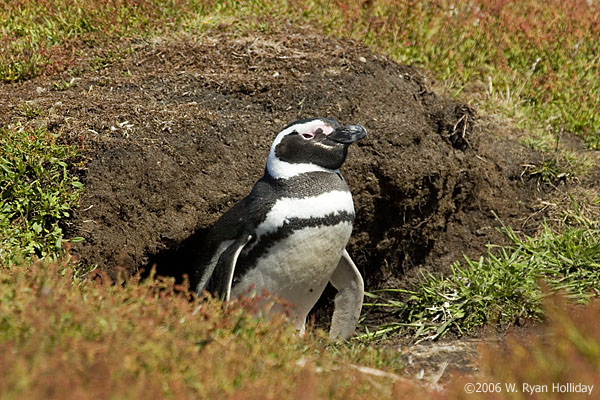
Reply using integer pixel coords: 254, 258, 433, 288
231, 221, 353, 317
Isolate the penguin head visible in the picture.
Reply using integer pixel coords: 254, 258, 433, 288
266, 118, 367, 179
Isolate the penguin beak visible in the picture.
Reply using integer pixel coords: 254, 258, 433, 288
326, 124, 367, 144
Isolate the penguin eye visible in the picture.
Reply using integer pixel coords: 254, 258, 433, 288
301, 132, 315, 139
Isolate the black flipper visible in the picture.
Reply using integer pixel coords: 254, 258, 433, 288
195, 246, 225, 297
210, 233, 253, 300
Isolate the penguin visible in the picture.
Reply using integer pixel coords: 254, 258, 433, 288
193, 117, 366, 340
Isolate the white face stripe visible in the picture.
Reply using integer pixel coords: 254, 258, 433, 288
255, 190, 355, 240
266, 119, 336, 179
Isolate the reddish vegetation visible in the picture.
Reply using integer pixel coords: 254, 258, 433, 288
0, 261, 432, 399
448, 296, 600, 399
2, 261, 598, 398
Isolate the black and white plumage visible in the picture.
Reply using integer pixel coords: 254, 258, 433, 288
193, 118, 366, 340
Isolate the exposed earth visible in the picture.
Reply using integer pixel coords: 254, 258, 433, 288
1, 29, 547, 280
2, 26, 581, 382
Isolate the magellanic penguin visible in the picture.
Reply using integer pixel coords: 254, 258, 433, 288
193, 118, 366, 340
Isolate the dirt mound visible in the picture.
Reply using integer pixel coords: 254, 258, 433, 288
1, 29, 543, 292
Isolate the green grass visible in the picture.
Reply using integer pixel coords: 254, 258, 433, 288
2, 1, 599, 149
313, 0, 600, 150
0, 0, 220, 82
0, 126, 83, 266
522, 151, 593, 188
361, 206, 600, 341
522, 129, 594, 186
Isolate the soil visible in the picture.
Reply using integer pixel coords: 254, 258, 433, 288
2, 27, 552, 324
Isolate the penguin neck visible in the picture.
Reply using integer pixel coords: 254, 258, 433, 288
262, 168, 349, 198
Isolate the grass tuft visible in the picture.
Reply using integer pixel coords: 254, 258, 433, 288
0, 125, 83, 266
522, 130, 594, 186
361, 206, 600, 341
